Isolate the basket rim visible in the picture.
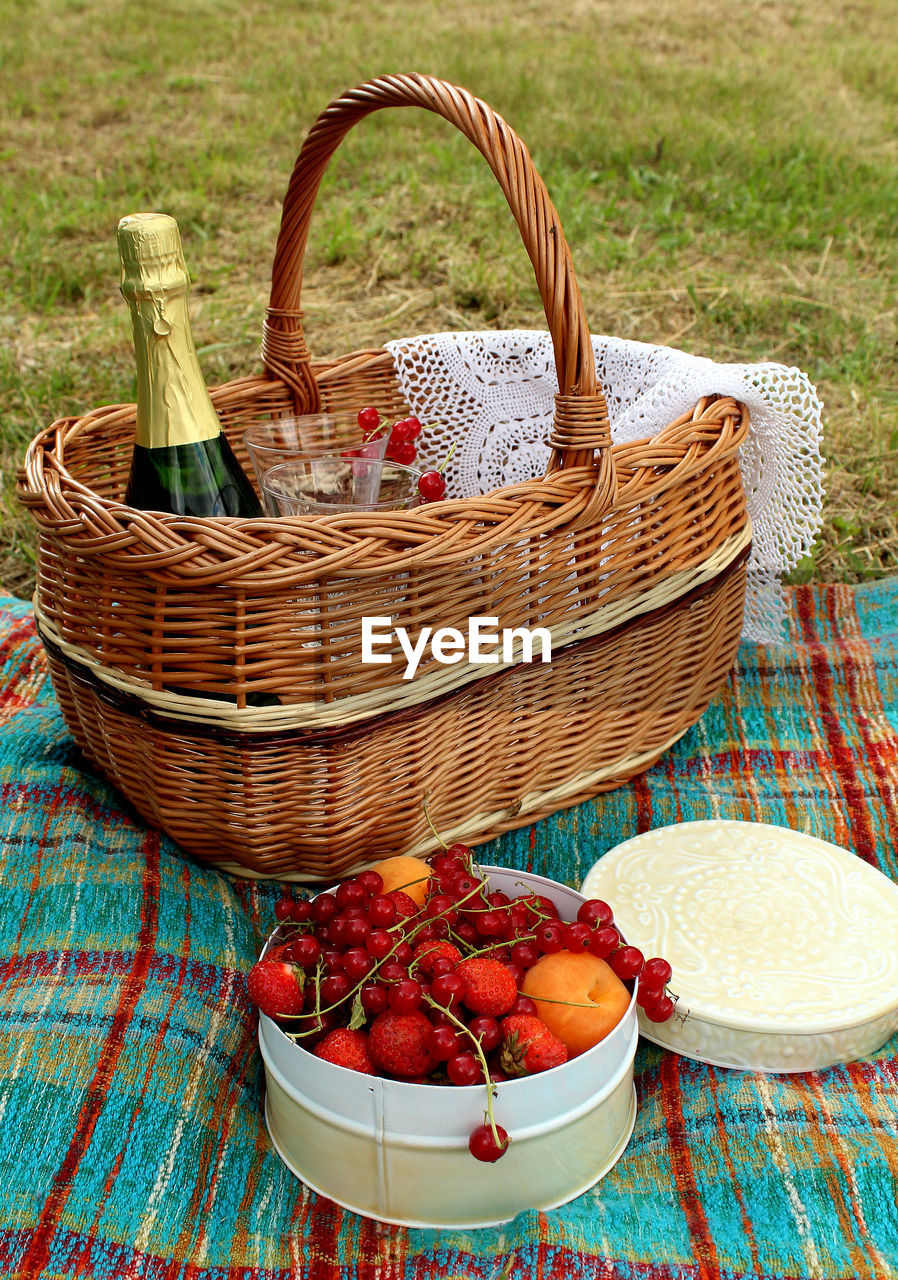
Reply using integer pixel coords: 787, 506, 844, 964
17, 378, 749, 584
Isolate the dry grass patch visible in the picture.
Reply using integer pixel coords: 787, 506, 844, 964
2, 0, 896, 597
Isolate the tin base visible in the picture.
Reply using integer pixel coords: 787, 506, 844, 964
264, 1078, 637, 1230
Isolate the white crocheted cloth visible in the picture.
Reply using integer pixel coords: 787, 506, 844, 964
385, 330, 825, 643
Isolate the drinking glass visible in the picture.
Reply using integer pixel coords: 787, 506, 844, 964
261, 457, 423, 515
243, 413, 390, 505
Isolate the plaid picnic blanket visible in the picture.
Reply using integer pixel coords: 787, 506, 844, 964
0, 580, 896, 1280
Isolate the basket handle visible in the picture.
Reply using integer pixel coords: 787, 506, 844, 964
264, 74, 614, 482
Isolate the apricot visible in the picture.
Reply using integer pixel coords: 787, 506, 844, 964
521, 950, 631, 1057
374, 855, 431, 907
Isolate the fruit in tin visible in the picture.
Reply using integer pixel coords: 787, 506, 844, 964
374, 855, 432, 906
313, 1028, 375, 1074
247, 959, 304, 1020
521, 950, 631, 1056
368, 1010, 438, 1078
499, 1013, 568, 1076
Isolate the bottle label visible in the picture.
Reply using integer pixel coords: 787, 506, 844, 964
127, 289, 221, 449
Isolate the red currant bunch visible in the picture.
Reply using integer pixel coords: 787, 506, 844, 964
386, 416, 423, 466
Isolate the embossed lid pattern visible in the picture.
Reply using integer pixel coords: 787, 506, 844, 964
581, 821, 898, 1053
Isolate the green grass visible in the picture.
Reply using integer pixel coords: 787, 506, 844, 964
2, 0, 897, 594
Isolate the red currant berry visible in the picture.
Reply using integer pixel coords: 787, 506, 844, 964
467, 1015, 501, 1053
388, 978, 423, 1013
367, 896, 397, 928
356, 870, 384, 897
367, 929, 394, 960
455, 872, 484, 895
445, 843, 471, 859
477, 910, 511, 939
289, 936, 321, 970
643, 994, 676, 1023
404, 416, 423, 439
335, 880, 367, 910
319, 973, 351, 1006
417, 470, 447, 502
392, 441, 417, 465
426, 1024, 464, 1061
642, 957, 673, 988
588, 926, 620, 959
346, 916, 373, 948
425, 894, 458, 924
360, 982, 389, 1016
429, 854, 458, 877
394, 940, 414, 966
610, 946, 645, 981
509, 940, 540, 970
321, 947, 344, 973
379, 961, 408, 985
509, 993, 538, 1018
468, 1123, 509, 1162
536, 921, 565, 953
274, 896, 295, 921
293, 1009, 340, 1047
447, 1052, 483, 1086
311, 894, 338, 924
357, 406, 380, 434
431, 972, 465, 1009
428, 1007, 455, 1028
577, 899, 614, 928
342, 948, 373, 983
430, 957, 456, 978
508, 903, 532, 933
526, 894, 559, 921
636, 982, 666, 1011
329, 915, 351, 947
562, 922, 593, 952
389, 420, 415, 444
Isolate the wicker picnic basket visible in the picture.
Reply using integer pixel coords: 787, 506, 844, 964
18, 74, 751, 881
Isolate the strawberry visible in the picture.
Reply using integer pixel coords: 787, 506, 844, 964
499, 1013, 568, 1076
455, 956, 518, 1017
368, 1010, 437, 1078
387, 890, 421, 922
247, 959, 304, 1020
313, 1028, 375, 1074
412, 939, 462, 974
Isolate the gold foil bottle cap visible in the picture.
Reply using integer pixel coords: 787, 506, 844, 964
118, 213, 188, 301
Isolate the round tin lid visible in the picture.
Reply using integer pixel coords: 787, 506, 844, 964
581, 820, 898, 1072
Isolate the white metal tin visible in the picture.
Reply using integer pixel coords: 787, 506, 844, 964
259, 865, 639, 1228
581, 820, 898, 1072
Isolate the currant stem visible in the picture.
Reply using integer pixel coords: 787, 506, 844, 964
424, 994, 503, 1151
436, 440, 458, 473
421, 792, 448, 849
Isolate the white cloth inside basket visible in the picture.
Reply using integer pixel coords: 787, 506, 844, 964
385, 330, 825, 643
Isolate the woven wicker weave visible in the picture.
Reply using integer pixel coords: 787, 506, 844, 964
17, 74, 750, 880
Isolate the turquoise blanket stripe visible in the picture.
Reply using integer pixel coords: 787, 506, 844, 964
0, 579, 896, 1279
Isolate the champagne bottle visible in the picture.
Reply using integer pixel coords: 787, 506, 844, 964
118, 212, 262, 517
